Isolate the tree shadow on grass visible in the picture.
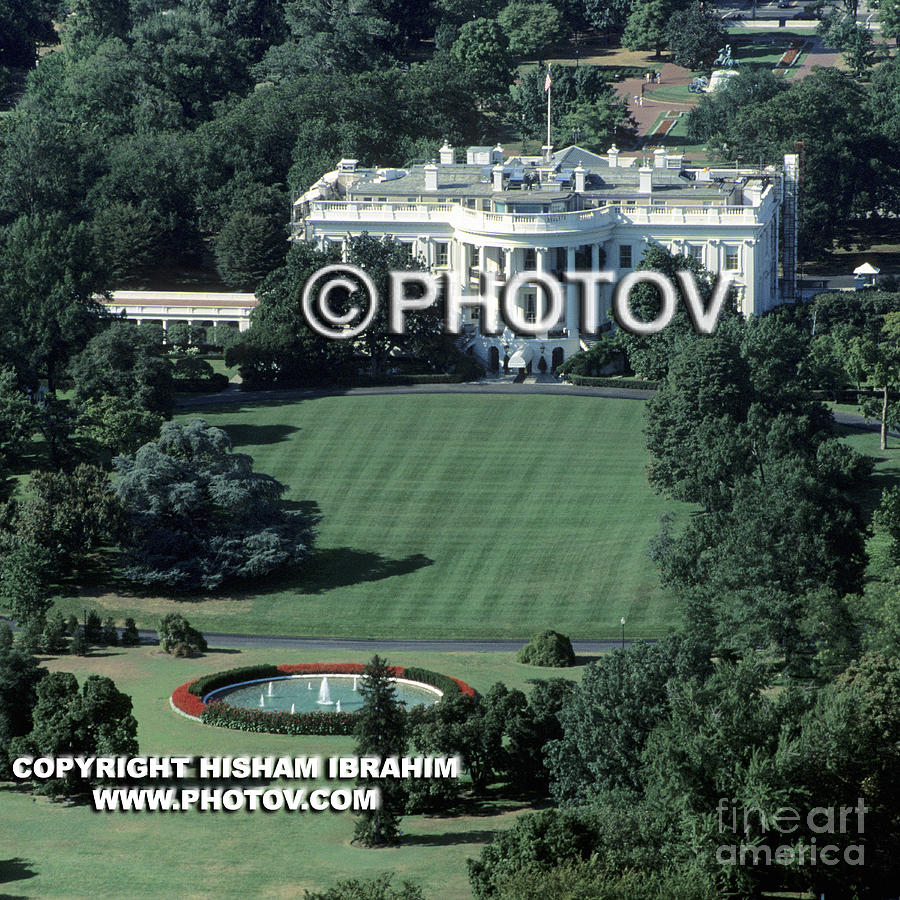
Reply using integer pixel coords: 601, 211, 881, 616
0, 858, 37, 885
402, 829, 497, 848
294, 548, 435, 594
221, 423, 300, 447
234, 548, 434, 598
573, 654, 606, 666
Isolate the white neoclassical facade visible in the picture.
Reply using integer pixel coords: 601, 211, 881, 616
292, 144, 799, 371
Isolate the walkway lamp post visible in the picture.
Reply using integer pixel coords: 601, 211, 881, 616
620, 616, 626, 650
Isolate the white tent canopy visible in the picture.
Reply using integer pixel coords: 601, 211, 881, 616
853, 262, 880, 275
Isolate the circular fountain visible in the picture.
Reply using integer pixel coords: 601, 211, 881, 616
205, 674, 441, 715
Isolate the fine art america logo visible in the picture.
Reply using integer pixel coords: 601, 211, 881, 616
300, 265, 733, 340
716, 798, 868, 867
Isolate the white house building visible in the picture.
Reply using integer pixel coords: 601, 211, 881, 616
293, 144, 799, 372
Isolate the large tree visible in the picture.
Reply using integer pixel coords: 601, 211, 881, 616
623, 0, 686, 56
353, 655, 408, 846
666, 2, 727, 69
0, 213, 106, 393
68, 322, 175, 417
114, 419, 317, 592
11, 672, 138, 795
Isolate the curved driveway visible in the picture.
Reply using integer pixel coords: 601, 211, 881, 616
178, 380, 895, 437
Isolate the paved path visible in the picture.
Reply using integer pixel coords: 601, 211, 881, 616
613, 62, 697, 140
179, 381, 896, 439
176, 380, 657, 407
144, 629, 641, 655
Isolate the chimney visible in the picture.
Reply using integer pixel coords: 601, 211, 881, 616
491, 143, 504, 164
573, 164, 586, 193
639, 166, 653, 194
492, 163, 505, 192
439, 141, 454, 165
424, 162, 438, 191
653, 148, 667, 169
607, 144, 619, 168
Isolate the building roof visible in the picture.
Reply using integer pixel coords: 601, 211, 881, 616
341, 146, 748, 205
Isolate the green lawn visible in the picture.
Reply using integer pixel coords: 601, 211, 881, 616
56, 394, 681, 641
0, 645, 582, 900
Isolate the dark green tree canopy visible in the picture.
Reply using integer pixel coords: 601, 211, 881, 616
68, 321, 175, 417
114, 419, 317, 591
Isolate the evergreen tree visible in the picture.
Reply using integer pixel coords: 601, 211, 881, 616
353, 655, 407, 846
120, 617, 141, 647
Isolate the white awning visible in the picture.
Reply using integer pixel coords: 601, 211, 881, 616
853, 262, 880, 275
507, 345, 534, 369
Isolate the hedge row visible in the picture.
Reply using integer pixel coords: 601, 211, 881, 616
564, 374, 659, 390
403, 666, 474, 697
188, 664, 282, 698
201, 702, 357, 735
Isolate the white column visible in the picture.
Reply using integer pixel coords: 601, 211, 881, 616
566, 246, 577, 335
536, 248, 548, 328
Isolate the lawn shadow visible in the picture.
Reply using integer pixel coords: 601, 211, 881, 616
205, 648, 243, 655
402, 829, 497, 848
0, 858, 37, 885
297, 549, 434, 594
573, 654, 606, 666
234, 548, 434, 598
221, 423, 300, 447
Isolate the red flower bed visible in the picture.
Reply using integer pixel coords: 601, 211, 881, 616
171, 681, 205, 718
170, 662, 476, 725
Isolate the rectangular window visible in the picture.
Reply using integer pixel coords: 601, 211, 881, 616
619, 245, 632, 269
481, 200, 491, 211
435, 242, 449, 267
525, 293, 536, 323
524, 249, 536, 269
725, 246, 740, 270
400, 241, 414, 258
470, 307, 481, 321
687, 244, 704, 263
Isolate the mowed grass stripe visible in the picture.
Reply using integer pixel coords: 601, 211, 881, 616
70, 395, 681, 639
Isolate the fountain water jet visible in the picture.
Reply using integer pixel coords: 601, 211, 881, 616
291, 703, 295, 714
268, 681, 274, 696
317, 677, 334, 705
336, 700, 341, 712
259, 694, 265, 708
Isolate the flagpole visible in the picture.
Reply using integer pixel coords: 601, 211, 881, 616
546, 65, 551, 154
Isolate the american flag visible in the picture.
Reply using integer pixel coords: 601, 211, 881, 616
544, 66, 552, 91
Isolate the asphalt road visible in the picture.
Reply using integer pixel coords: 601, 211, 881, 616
178, 380, 897, 438
140, 629, 643, 654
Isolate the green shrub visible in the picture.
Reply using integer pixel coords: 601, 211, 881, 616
187, 663, 282, 698
171, 356, 229, 393
158, 613, 207, 656
202, 701, 357, 735
517, 630, 575, 667
120, 617, 140, 647
402, 667, 465, 696
563, 375, 658, 389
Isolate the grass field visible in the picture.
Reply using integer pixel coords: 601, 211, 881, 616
56, 394, 682, 641
0, 645, 582, 900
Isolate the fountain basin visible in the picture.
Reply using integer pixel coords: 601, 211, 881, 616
170, 662, 477, 733
205, 674, 441, 715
